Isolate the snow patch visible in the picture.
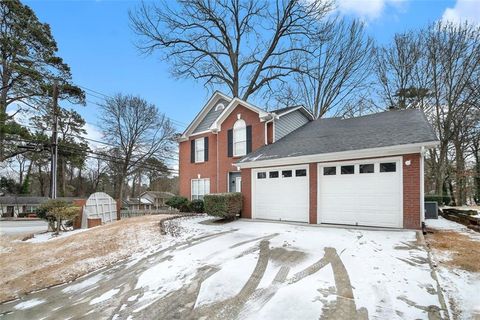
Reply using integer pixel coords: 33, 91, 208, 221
27, 229, 90, 243
89, 288, 120, 305
14, 298, 45, 310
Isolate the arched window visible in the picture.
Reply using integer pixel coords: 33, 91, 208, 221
233, 119, 247, 156
215, 103, 225, 111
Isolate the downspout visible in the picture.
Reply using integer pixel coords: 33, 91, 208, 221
420, 146, 426, 233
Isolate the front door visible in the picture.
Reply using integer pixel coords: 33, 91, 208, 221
229, 172, 242, 192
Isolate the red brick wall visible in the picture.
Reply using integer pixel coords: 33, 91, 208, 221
309, 163, 317, 224
241, 168, 252, 218
179, 104, 265, 199
403, 153, 421, 229
179, 132, 218, 199
267, 122, 273, 144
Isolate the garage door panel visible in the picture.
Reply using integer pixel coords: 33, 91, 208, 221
253, 166, 309, 223
318, 158, 402, 228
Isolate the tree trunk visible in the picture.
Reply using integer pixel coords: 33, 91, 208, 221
454, 142, 467, 206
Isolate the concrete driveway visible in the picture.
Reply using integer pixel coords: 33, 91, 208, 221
0, 217, 446, 319
0, 220, 47, 237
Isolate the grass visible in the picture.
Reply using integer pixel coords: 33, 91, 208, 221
426, 228, 480, 273
0, 214, 173, 303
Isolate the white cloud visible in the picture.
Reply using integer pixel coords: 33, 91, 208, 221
442, 0, 480, 25
83, 122, 104, 149
337, 0, 406, 20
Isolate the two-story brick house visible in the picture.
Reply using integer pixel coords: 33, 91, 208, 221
178, 91, 313, 200
179, 92, 439, 229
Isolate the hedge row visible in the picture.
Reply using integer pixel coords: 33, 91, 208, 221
204, 193, 242, 219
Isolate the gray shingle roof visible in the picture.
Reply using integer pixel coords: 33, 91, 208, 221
239, 109, 438, 163
0, 196, 49, 205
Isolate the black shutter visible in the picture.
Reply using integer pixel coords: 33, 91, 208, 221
190, 140, 195, 163
227, 129, 233, 157
204, 137, 209, 161
246, 125, 252, 154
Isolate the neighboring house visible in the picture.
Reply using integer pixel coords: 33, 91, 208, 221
0, 196, 83, 218
123, 191, 175, 211
0, 196, 48, 218
123, 198, 153, 211
139, 191, 175, 209
179, 91, 438, 229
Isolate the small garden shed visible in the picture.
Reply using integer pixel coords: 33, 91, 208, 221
80, 192, 117, 228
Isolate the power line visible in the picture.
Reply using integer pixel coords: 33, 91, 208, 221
79, 84, 189, 128
4, 138, 179, 173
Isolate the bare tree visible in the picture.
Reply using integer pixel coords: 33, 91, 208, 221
273, 18, 374, 118
129, 0, 333, 101
375, 31, 425, 109
99, 94, 176, 203
375, 22, 480, 203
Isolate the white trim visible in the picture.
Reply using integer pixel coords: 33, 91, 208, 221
233, 119, 247, 157
275, 106, 314, 120
194, 138, 205, 163
215, 103, 225, 111
251, 164, 310, 222
180, 91, 231, 140
210, 97, 271, 132
317, 156, 403, 228
236, 141, 439, 169
191, 178, 210, 200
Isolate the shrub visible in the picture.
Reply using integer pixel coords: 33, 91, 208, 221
179, 201, 192, 213
190, 199, 204, 213
166, 196, 189, 210
39, 199, 80, 234
204, 193, 242, 220
425, 194, 452, 206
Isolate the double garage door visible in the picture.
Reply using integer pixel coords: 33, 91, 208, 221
252, 158, 403, 228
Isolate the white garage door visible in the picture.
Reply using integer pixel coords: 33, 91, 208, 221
318, 158, 402, 228
252, 165, 309, 222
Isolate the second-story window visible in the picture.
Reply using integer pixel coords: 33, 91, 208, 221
233, 119, 247, 156
195, 138, 205, 163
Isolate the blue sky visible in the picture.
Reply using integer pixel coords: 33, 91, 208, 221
25, 0, 479, 136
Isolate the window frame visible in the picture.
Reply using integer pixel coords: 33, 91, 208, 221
323, 166, 337, 176
295, 169, 307, 177
282, 170, 292, 178
191, 178, 210, 200
194, 138, 205, 163
380, 162, 397, 173
233, 119, 247, 157
257, 172, 266, 179
269, 171, 279, 178
359, 164, 374, 174
341, 165, 355, 175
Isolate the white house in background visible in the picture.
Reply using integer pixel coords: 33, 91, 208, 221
138, 191, 175, 209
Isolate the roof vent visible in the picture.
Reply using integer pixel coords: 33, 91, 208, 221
215, 103, 225, 111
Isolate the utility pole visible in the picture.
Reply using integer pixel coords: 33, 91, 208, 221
50, 81, 59, 199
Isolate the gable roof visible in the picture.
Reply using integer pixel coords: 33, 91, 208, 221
181, 91, 232, 139
180, 92, 273, 140
272, 105, 314, 120
238, 109, 438, 166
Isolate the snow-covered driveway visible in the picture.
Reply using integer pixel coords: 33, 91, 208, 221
0, 217, 446, 319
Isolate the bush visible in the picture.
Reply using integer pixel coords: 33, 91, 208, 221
179, 202, 192, 213
190, 199, 204, 213
425, 194, 452, 206
204, 193, 242, 220
165, 196, 189, 210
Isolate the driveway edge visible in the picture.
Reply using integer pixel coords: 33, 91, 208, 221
416, 231, 450, 320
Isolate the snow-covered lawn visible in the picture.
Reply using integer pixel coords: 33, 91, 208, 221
0, 217, 446, 319
25, 228, 90, 243
425, 217, 480, 319
0, 214, 174, 303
